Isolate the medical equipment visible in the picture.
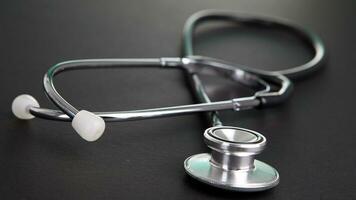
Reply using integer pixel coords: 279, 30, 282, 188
11, 10, 325, 191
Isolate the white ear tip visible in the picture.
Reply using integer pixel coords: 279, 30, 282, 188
72, 110, 105, 142
12, 94, 40, 120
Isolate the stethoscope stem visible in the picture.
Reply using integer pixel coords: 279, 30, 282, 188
186, 73, 223, 126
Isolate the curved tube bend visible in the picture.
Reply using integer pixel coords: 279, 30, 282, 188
181, 9, 325, 125
183, 9, 325, 78
43, 58, 164, 119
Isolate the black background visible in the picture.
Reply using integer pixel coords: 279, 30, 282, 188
1, 0, 355, 199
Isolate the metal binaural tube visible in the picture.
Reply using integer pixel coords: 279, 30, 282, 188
29, 97, 260, 122
33, 56, 267, 122
43, 58, 165, 118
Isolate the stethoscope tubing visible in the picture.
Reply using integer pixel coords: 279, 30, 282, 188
181, 9, 325, 126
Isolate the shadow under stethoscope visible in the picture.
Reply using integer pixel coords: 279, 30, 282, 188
183, 174, 277, 198
3, 118, 82, 159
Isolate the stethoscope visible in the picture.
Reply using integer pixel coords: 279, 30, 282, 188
11, 10, 325, 192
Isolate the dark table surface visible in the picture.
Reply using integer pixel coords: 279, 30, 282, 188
1, 0, 355, 199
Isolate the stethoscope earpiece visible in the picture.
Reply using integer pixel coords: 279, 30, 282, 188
72, 110, 105, 142
12, 94, 105, 142
12, 94, 39, 120
184, 126, 279, 191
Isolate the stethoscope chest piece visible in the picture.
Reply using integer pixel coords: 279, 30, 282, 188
184, 126, 279, 191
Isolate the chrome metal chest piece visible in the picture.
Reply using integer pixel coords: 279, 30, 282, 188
184, 126, 279, 191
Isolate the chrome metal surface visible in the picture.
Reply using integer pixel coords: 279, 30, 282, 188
204, 126, 266, 170
184, 154, 279, 192
29, 98, 256, 122
184, 126, 279, 191
211, 128, 259, 143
